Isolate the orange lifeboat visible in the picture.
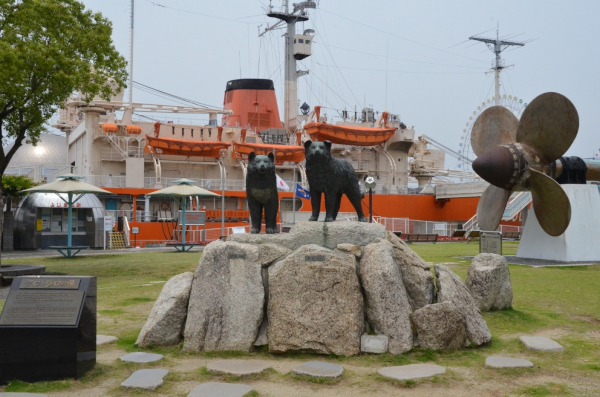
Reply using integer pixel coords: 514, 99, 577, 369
232, 129, 305, 162
304, 106, 396, 146
145, 134, 230, 158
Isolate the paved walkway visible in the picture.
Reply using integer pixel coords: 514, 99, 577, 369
0, 246, 203, 261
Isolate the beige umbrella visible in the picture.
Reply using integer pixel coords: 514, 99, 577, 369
148, 179, 220, 246
23, 174, 114, 256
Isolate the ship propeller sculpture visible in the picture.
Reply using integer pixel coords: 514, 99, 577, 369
471, 92, 579, 236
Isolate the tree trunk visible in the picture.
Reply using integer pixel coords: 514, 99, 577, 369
0, 184, 3, 267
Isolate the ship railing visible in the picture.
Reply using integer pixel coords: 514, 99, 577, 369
86, 175, 127, 188
435, 181, 489, 199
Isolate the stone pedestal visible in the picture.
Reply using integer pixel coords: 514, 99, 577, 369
517, 184, 600, 261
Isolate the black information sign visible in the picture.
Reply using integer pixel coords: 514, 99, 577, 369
0, 290, 85, 326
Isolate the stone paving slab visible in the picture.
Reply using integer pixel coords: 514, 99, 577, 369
292, 361, 344, 378
121, 368, 169, 390
97, 335, 118, 345
519, 336, 565, 351
187, 382, 253, 397
485, 356, 534, 368
119, 352, 164, 363
377, 364, 446, 381
206, 360, 271, 377
0, 394, 48, 396
361, 334, 388, 354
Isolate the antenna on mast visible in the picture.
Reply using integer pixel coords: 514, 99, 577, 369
469, 24, 524, 106
129, 0, 135, 106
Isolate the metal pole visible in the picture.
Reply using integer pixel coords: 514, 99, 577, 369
181, 197, 187, 245
129, 0, 134, 106
292, 164, 296, 224
67, 192, 73, 247
221, 158, 225, 238
369, 188, 373, 223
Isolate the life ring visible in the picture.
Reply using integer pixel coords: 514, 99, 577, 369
160, 202, 170, 211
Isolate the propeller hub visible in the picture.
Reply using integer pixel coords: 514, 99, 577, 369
473, 144, 527, 190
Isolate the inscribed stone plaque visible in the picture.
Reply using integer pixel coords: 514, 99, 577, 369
0, 290, 85, 326
228, 253, 246, 260
305, 255, 325, 262
479, 231, 502, 255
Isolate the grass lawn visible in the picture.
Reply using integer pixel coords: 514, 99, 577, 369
0, 242, 599, 396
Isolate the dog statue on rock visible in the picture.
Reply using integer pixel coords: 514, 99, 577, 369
304, 140, 367, 222
246, 152, 280, 233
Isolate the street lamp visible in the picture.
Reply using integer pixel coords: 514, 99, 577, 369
364, 176, 377, 223
219, 149, 228, 238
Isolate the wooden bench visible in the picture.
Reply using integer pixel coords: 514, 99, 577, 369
48, 245, 89, 258
450, 230, 467, 242
466, 230, 480, 243
502, 231, 522, 240
166, 243, 201, 252
403, 234, 438, 244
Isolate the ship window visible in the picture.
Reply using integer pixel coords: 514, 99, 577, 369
294, 39, 296, 43
298, 39, 304, 43
208, 128, 212, 137
172, 126, 175, 135
191, 129, 193, 137
182, 128, 185, 137
305, 40, 310, 44
201, 128, 204, 138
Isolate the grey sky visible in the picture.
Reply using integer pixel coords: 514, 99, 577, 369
79, 0, 600, 166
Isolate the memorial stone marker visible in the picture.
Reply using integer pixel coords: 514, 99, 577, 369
479, 231, 502, 255
0, 276, 96, 384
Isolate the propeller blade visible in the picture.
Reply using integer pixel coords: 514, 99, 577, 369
516, 92, 579, 163
471, 106, 518, 156
477, 185, 511, 231
528, 169, 571, 236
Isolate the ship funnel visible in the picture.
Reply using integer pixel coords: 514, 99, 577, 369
222, 79, 282, 133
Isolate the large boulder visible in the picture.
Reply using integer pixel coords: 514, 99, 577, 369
411, 302, 467, 350
466, 254, 513, 311
360, 239, 413, 354
183, 241, 264, 352
386, 232, 436, 310
435, 265, 491, 346
136, 272, 194, 347
258, 243, 291, 267
268, 244, 364, 356
228, 221, 387, 251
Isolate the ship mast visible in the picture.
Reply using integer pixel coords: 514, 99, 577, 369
129, 0, 135, 106
261, 1, 315, 132
469, 25, 524, 106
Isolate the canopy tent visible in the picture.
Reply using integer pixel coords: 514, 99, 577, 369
23, 174, 114, 257
148, 179, 220, 247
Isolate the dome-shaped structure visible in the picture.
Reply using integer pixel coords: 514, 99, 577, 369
14, 192, 106, 249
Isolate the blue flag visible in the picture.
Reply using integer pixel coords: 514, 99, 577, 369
295, 184, 311, 199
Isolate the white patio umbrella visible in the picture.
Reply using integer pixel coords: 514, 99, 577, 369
148, 179, 220, 246
23, 173, 114, 257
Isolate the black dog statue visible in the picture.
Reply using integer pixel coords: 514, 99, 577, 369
246, 151, 280, 233
304, 140, 367, 222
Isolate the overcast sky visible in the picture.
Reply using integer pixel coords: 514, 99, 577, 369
78, 0, 600, 167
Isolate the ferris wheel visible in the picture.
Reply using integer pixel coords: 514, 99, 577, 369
457, 94, 528, 171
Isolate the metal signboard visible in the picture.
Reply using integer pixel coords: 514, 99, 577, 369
131, 227, 139, 234
179, 211, 205, 225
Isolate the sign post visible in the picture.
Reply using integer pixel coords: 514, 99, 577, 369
364, 177, 377, 223
103, 216, 113, 250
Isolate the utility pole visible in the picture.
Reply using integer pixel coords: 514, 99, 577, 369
260, 1, 315, 133
469, 26, 524, 106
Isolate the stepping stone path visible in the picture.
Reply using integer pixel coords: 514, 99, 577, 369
96, 335, 118, 345
121, 369, 169, 390
292, 361, 344, 378
187, 382, 253, 397
485, 356, 534, 368
361, 334, 388, 354
119, 352, 164, 363
378, 364, 446, 381
207, 360, 271, 376
519, 336, 565, 351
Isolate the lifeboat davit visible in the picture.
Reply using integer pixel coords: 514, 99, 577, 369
304, 106, 396, 146
145, 129, 230, 158
232, 129, 305, 162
